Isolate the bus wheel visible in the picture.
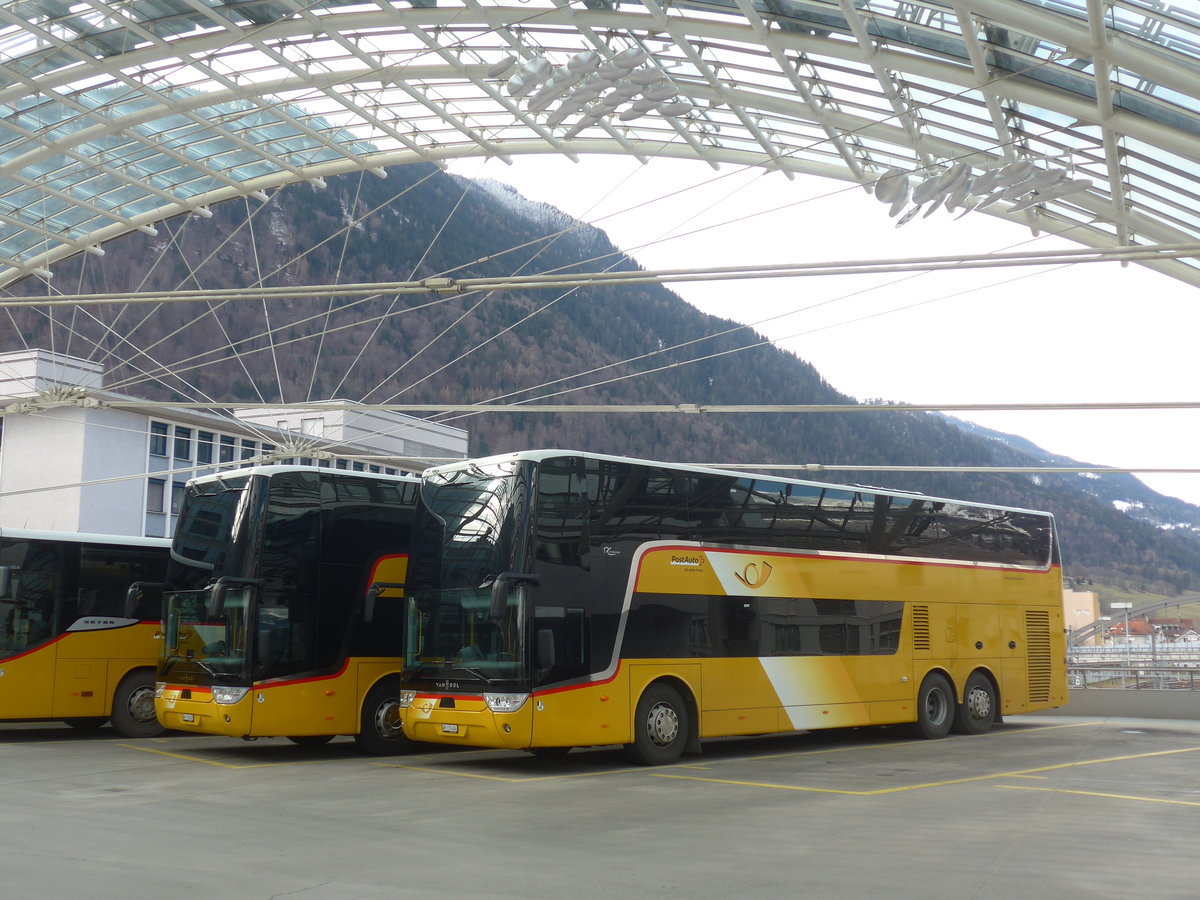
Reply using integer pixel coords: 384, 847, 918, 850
625, 682, 690, 766
952, 671, 997, 735
354, 678, 414, 756
911, 672, 954, 740
63, 717, 108, 730
287, 735, 335, 746
110, 670, 165, 738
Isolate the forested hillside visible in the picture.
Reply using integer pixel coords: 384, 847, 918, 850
5, 164, 1199, 593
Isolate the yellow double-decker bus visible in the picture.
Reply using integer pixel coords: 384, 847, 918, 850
398, 450, 1067, 764
155, 466, 419, 753
0, 528, 170, 737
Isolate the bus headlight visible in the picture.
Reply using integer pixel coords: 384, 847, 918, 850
398, 690, 415, 708
212, 686, 250, 705
154, 682, 165, 698
484, 692, 529, 713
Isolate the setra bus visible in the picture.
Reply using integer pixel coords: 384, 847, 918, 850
398, 450, 1067, 764
154, 465, 420, 753
0, 528, 170, 737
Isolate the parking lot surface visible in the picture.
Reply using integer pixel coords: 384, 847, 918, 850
2, 715, 1197, 899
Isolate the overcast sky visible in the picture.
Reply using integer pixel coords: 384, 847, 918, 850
447, 154, 1200, 509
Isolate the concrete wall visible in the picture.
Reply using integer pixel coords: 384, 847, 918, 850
1038, 689, 1200, 720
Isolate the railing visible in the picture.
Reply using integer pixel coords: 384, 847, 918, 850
1068, 665, 1200, 691
1068, 644, 1200, 665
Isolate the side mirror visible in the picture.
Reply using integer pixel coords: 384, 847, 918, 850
205, 576, 263, 618
536, 627, 556, 671
125, 581, 164, 618
364, 582, 406, 624
489, 572, 541, 619
207, 580, 228, 619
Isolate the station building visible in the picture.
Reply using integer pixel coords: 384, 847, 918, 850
0, 348, 468, 538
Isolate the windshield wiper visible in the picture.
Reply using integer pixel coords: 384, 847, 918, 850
450, 664, 493, 685
187, 657, 220, 678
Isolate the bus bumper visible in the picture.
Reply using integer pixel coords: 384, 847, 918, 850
156, 684, 254, 738
402, 694, 533, 750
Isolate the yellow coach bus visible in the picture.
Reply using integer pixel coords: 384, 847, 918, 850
398, 450, 1067, 765
0, 528, 170, 737
155, 466, 419, 753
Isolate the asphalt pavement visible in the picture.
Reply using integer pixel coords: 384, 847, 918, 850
1, 715, 1197, 899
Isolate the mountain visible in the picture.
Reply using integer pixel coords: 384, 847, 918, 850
4, 164, 1199, 594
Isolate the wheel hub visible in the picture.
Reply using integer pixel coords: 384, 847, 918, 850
129, 686, 157, 724
373, 699, 404, 741
966, 686, 992, 721
646, 701, 679, 747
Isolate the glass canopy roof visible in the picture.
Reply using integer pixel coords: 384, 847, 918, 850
2, 0, 1199, 290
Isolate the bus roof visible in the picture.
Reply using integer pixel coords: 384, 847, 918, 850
0, 527, 172, 548
186, 465, 421, 486
424, 449, 1054, 519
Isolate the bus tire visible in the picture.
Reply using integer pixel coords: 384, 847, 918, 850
952, 671, 997, 735
911, 672, 954, 740
354, 678, 414, 756
625, 681, 690, 766
110, 669, 165, 738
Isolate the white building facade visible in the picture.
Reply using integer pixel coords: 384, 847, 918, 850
0, 349, 468, 538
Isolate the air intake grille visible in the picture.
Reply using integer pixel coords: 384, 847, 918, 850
1026, 609, 1052, 704
912, 605, 931, 652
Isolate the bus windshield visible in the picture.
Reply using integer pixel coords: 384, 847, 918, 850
161, 586, 251, 681
406, 461, 530, 688
160, 474, 258, 685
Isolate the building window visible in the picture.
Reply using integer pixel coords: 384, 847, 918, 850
352, 461, 365, 472
197, 431, 214, 465
385, 467, 396, 476
171, 482, 185, 515
149, 422, 169, 457
174, 426, 192, 461
369, 465, 381, 473
301, 417, 322, 436
219, 435, 235, 463
335, 459, 347, 470
147, 478, 165, 513
240, 439, 256, 462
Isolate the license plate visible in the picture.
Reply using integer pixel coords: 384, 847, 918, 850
441, 723, 459, 734
182, 713, 195, 723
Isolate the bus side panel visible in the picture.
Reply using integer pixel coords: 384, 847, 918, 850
759, 656, 905, 731
0, 644, 57, 719
51, 657, 108, 718
531, 671, 633, 748
247, 668, 362, 737
52, 622, 160, 719
697, 658, 786, 737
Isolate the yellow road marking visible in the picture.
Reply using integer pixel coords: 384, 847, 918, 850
651, 745, 1200, 795
122, 743, 334, 769
999, 784, 1200, 808
746, 720, 1106, 761
377, 761, 635, 782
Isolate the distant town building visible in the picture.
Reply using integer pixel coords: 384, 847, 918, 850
0, 348, 468, 537
1064, 588, 1101, 646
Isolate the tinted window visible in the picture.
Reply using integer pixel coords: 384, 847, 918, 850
624, 593, 903, 658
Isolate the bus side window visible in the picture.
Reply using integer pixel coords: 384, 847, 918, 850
533, 606, 587, 683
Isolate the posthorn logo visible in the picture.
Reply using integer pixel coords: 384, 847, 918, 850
734, 561, 773, 589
